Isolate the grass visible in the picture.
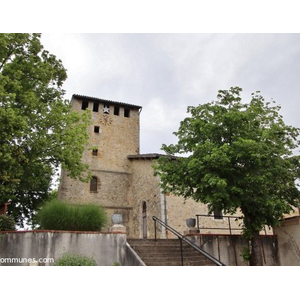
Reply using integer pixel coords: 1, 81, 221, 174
36, 200, 107, 231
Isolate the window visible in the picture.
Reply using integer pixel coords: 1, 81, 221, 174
94, 126, 100, 133
81, 100, 89, 110
90, 176, 98, 192
93, 102, 99, 112
114, 106, 120, 116
214, 208, 223, 220
124, 108, 130, 118
92, 149, 98, 156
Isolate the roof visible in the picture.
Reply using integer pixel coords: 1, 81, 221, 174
127, 153, 177, 160
72, 94, 142, 110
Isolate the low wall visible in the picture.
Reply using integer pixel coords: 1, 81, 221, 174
185, 234, 279, 266
274, 216, 300, 266
0, 231, 143, 266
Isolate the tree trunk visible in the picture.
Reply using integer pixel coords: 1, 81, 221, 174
249, 231, 263, 266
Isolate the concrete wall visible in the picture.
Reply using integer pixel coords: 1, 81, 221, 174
274, 216, 300, 266
0, 231, 143, 266
186, 234, 279, 266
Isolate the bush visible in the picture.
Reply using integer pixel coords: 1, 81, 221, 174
36, 200, 107, 231
0, 215, 16, 231
54, 252, 96, 266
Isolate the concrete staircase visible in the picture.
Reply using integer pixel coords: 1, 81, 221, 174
127, 239, 218, 266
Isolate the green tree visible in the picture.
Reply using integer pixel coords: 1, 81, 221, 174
0, 33, 90, 227
154, 87, 300, 265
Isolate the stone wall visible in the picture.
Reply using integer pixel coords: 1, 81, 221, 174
71, 96, 140, 172
58, 96, 142, 235
128, 159, 163, 238
163, 194, 247, 239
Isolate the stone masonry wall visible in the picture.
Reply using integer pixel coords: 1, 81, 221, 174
128, 159, 162, 238
58, 96, 141, 235
165, 193, 244, 237
71, 96, 140, 172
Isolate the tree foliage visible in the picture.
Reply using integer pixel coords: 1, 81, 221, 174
0, 215, 16, 231
0, 33, 90, 226
155, 87, 300, 265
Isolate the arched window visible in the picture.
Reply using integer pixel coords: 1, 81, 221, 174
90, 176, 98, 192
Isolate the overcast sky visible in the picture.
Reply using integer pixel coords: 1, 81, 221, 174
41, 33, 300, 154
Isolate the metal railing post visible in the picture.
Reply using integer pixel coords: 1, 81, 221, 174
154, 218, 157, 241
228, 216, 232, 235
179, 238, 184, 266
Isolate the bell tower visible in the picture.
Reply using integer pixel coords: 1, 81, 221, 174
58, 94, 142, 234
73, 94, 142, 173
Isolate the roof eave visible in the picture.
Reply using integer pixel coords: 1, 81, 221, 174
72, 94, 142, 110
127, 153, 177, 160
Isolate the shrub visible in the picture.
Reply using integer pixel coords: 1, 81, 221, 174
0, 215, 16, 231
54, 252, 96, 266
36, 200, 107, 231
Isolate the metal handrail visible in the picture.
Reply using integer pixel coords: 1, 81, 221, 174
195, 214, 270, 235
195, 214, 243, 235
152, 216, 225, 266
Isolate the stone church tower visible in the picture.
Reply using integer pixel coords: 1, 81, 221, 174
58, 94, 227, 238
58, 95, 167, 237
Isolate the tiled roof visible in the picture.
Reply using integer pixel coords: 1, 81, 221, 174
72, 94, 142, 109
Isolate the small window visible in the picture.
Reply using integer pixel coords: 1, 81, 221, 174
90, 176, 98, 192
93, 102, 99, 112
94, 126, 100, 133
124, 108, 130, 118
81, 100, 89, 110
92, 149, 98, 156
214, 208, 223, 220
114, 106, 120, 116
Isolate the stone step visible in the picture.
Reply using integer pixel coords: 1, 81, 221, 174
147, 258, 216, 265
140, 256, 216, 266
127, 238, 218, 266
128, 239, 199, 249
130, 244, 198, 250
128, 238, 181, 245
129, 245, 204, 255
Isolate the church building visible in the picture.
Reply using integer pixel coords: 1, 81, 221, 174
58, 94, 238, 238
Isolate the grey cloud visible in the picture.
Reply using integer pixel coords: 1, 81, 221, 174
41, 33, 300, 154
